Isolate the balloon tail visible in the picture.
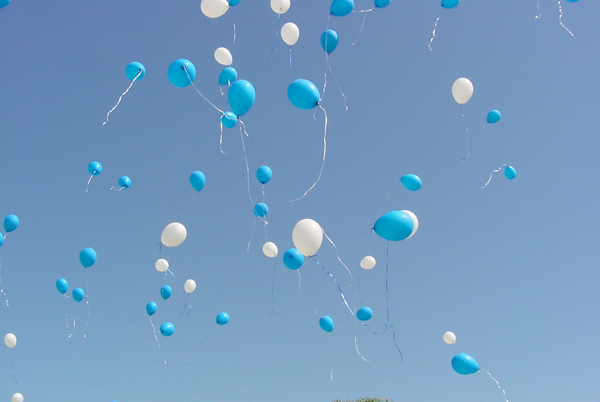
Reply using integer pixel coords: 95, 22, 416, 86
322, 229, 353, 282
327, 62, 348, 111
178, 294, 195, 321
84, 270, 90, 338
191, 323, 216, 352
103, 70, 142, 126
351, 9, 372, 46
297, 270, 318, 315
558, 0, 574, 36
110, 186, 125, 191
429, 17, 440, 51
267, 14, 281, 62
184, 66, 224, 114
11, 350, 17, 383
230, 9, 236, 43
535, 0, 542, 18
247, 218, 257, 252
149, 317, 167, 367
482, 164, 508, 189
311, 257, 354, 316
219, 122, 227, 155
385, 242, 403, 360
481, 368, 510, 402
0, 259, 9, 306
270, 261, 277, 316
85, 175, 93, 192
354, 331, 371, 362
289, 46, 293, 71
459, 105, 473, 162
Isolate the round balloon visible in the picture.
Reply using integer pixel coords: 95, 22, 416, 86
160, 285, 173, 300
125, 62, 145, 81
229, 0, 241, 6
451, 353, 479, 375
283, 248, 304, 270
374, 211, 414, 241
79, 247, 97, 268
319, 316, 334, 332
184, 279, 196, 294
356, 306, 373, 321
320, 30, 339, 54
256, 165, 272, 184
218, 67, 237, 86
72, 287, 85, 302
201, 0, 229, 18
505, 165, 517, 180
374, 0, 390, 7
146, 301, 158, 316
487, 110, 501, 123
161, 222, 187, 247
155, 258, 169, 272
262, 242, 278, 258
253, 203, 269, 218
118, 176, 131, 188
452, 78, 473, 105
292, 218, 323, 257
281, 22, 300, 46
270, 0, 290, 14
0, 236, 3, 247
190, 171, 206, 192
4, 333, 16, 348
441, 0, 459, 8
221, 111, 238, 128
160, 322, 175, 336
288, 79, 320, 109
168, 59, 196, 88
11, 393, 23, 402
4, 214, 19, 233
401, 210, 419, 239
228, 80, 255, 117
0, 0, 10, 8
214, 47, 233, 66
443, 331, 456, 344
88, 161, 102, 176
56, 278, 69, 294
400, 174, 422, 191
360, 256, 376, 270
216, 312, 230, 325
330, 0, 354, 16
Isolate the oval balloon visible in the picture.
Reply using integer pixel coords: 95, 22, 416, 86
0, 0, 9, 8
256, 165, 272, 184
270, 0, 290, 14
88, 161, 102, 176
218, 67, 237, 86
374, 0, 390, 7
146, 301, 158, 316
4, 214, 19, 233
287, 79, 320, 109
56, 278, 69, 294
168, 59, 196, 88
487, 110, 501, 123
356, 306, 373, 321
228, 80, 256, 117
441, 0, 459, 8
443, 331, 456, 344
229, 0, 241, 6
400, 174, 422, 191
505, 165, 517, 180
190, 171, 206, 192
401, 210, 419, 239
201, 0, 229, 18
184, 279, 196, 294
118, 176, 131, 188
160, 322, 175, 336
160, 285, 173, 300
0, 236, 3, 247
214, 47, 233, 66
155, 258, 169, 272
79, 247, 97, 268
4, 333, 16, 348
320, 30, 339, 54
292, 218, 323, 257
216, 312, 230, 325
221, 111, 238, 128
253, 203, 269, 218
319, 316, 334, 332
330, 0, 354, 16
262, 242, 278, 258
360, 256, 376, 270
72, 287, 85, 302
11, 393, 23, 402
451, 353, 479, 375
281, 22, 300, 46
374, 211, 414, 241
125, 61, 145, 81
452, 78, 473, 105
283, 248, 304, 270
161, 222, 187, 247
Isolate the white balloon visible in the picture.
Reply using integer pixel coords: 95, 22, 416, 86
155, 258, 169, 272
360, 256, 376, 270
11, 393, 23, 402
451, 77, 473, 105
262, 242, 279, 258
4, 333, 16, 348
292, 218, 323, 257
184, 279, 197, 294
281, 22, 299, 46
161, 222, 187, 247
443, 331, 456, 344
270, 0, 290, 14
200, 0, 229, 18
214, 47, 233, 66
401, 210, 419, 239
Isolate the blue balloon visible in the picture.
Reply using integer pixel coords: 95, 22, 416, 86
216, 312, 230, 325
487, 110, 501, 124
168, 59, 196, 88
72, 287, 85, 302
400, 174, 422, 191
146, 302, 158, 316
441, 0, 459, 8
79, 247, 97, 268
0, 236, 3, 247
218, 67, 238, 86
221, 111, 238, 128
0, 0, 10, 8
228, 80, 256, 117
356, 306, 373, 321
374, 0, 390, 7
119, 176, 131, 188
253, 203, 269, 218
374, 211, 414, 241
451, 353, 480, 375
330, 0, 354, 16
283, 248, 304, 270
287, 79, 321, 110
125, 62, 145, 81
320, 30, 339, 54
88, 161, 102, 176
565, 0, 578, 2
160, 285, 172, 300
319, 316, 334, 332
190, 171, 206, 192
3, 214, 19, 233
56, 278, 69, 294
160, 322, 175, 336
256, 166, 272, 184
505, 165, 517, 180
228, 0, 241, 5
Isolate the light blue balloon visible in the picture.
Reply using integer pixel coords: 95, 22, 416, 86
253, 203, 269, 218
374, 211, 414, 241
320, 30, 339, 54
79, 247, 97, 268
356, 306, 373, 321
451, 353, 479, 375
565, 0, 578, 2
160, 322, 175, 336
72, 287, 85, 302
216, 312, 230, 325
505, 165, 517, 180
0, 236, 3, 247
287, 79, 321, 110
283, 248, 304, 270
330, 0, 354, 16
160, 285, 172, 300
88, 161, 102, 176
319, 316, 334, 332
228, 0, 241, 5
0, 0, 10, 8
374, 0, 390, 7
146, 302, 158, 316
218, 67, 238, 85
56, 278, 69, 294
119, 176, 131, 188
168, 59, 196, 88
228, 80, 256, 117
441, 0, 459, 8
256, 166, 272, 184
3, 214, 19, 233
125, 62, 145, 81
190, 171, 206, 192
400, 174, 422, 191
487, 110, 501, 124
221, 111, 238, 128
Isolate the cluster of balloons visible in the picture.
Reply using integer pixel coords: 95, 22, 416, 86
55, 248, 97, 303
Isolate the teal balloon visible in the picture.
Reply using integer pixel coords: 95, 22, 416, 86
229, 0, 241, 5
160, 285, 172, 300
441, 0, 459, 8
160, 322, 175, 336
146, 302, 158, 316
3, 214, 19, 233
253, 203, 269, 218
168, 59, 196, 88
72, 287, 85, 302
221, 111, 237, 128
88, 161, 102, 176
374, 0, 390, 7
320, 30, 339, 54
451, 353, 479, 375
505, 165, 517, 180
487, 110, 501, 123
400, 174, 422, 191
356, 306, 373, 321
565, 0, 578, 2
79, 247, 97, 268
283, 248, 304, 270
330, 0, 354, 16
228, 80, 255, 117
287, 79, 320, 109
256, 166, 272, 184
216, 312, 230, 325
119, 176, 131, 188
56, 278, 69, 294
190, 171, 206, 192
374, 211, 414, 241
125, 62, 145, 81
218, 67, 237, 85
0, 236, 3, 247
319, 316, 334, 332
0, 0, 10, 8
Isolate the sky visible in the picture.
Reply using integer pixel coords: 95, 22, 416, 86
0, 0, 599, 401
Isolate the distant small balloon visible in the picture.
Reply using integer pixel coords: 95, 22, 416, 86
374, 211, 415, 241
0, 0, 11, 9
452, 77, 473, 105
400, 174, 422, 191
184, 279, 197, 294
253, 203, 269, 218
4, 333, 16, 348
283, 248, 304, 270
216, 312, 230, 325
288, 79, 321, 109
146, 302, 158, 316
374, 0, 390, 7
160, 285, 173, 300
72, 288, 85, 302
118, 176, 131, 189
88, 161, 102, 176
160, 322, 175, 336
441, 0, 459, 8
11, 393, 23, 402
356, 306, 373, 321
330, 0, 354, 16
270, 0, 290, 14
218, 67, 238, 86
319, 316, 334, 332
214, 47, 233, 66
228, 79, 256, 117
201, 0, 229, 18
190, 171, 206, 192
161, 222, 187, 247
155, 258, 169, 272
320, 30, 339, 54
221, 111, 238, 128
487, 110, 501, 123
443, 331, 456, 344
262, 242, 278, 258
79, 247, 97, 268
360, 256, 376, 270
256, 165, 273, 184
451, 353, 479, 375
505, 165, 517, 180
4, 214, 19, 233
56, 278, 69, 294
168, 59, 196, 88
281, 22, 300, 46
125, 62, 146, 81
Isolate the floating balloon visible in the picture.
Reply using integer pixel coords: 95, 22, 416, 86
451, 353, 479, 375
4, 333, 16, 348
214, 47, 233, 66
374, 0, 390, 7
216, 312, 230, 325
320, 30, 339, 54
253, 203, 269, 218
184, 279, 196, 294
79, 247, 97, 268
160, 285, 173, 300
487, 110, 501, 123
452, 78, 473, 105
155, 258, 169, 272
228, 80, 255, 117
281, 22, 300, 46
168, 59, 196, 88
228, 0, 241, 6
292, 218, 323, 257
283, 248, 304, 270
400, 174, 422, 191
402, 210, 419, 240
161, 222, 187, 247
218, 67, 237, 86
288, 79, 320, 109
125, 62, 146, 81
146, 302, 158, 316
262, 242, 278, 258
0, 0, 10, 8
0, 236, 3, 247
201, 0, 229, 18
270, 0, 290, 14
356, 306, 373, 321
441, 0, 459, 8
256, 166, 272, 184
118, 176, 131, 189
330, 0, 354, 16
374, 211, 415, 241
88, 161, 102, 176
505, 165, 517, 180
160, 322, 175, 336
443, 331, 456, 344
360, 256, 376, 270
72, 288, 85, 302
56, 278, 68, 294
319, 316, 334, 332
221, 111, 238, 128
4, 214, 19, 233
11, 393, 23, 402
190, 171, 206, 192
565, 0, 577, 2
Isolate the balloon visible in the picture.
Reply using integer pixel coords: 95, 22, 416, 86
56, 278, 69, 294
221, 111, 238, 128
184, 279, 196, 294
146, 302, 158, 316
443, 331, 456, 344
330, 0, 354, 16
565, 0, 577, 2
283, 248, 304, 270
161, 222, 187, 247
11, 393, 23, 402
262, 242, 278, 258
200, 0, 229, 18
72, 287, 85, 302
256, 165, 272, 184
281, 22, 300, 46
4, 214, 19, 233
452, 78, 473, 105
319, 316, 334, 332
160, 322, 175, 336
218, 67, 237, 85
441, 0, 459, 8
292, 218, 323, 257
88, 161, 102, 176
451, 353, 479, 375
228, 80, 255, 117
4, 333, 16, 348
160, 285, 172, 300
400, 174, 422, 191
168, 59, 196, 88
505, 165, 517, 180
214, 47, 233, 66
0, 236, 3, 247
216, 312, 230, 325
356, 306, 373, 321
125, 62, 145, 81
487, 110, 501, 123
320, 30, 339, 54
374, 211, 415, 241
287, 79, 321, 110
401, 210, 419, 239
79, 247, 97, 268
118, 176, 131, 188
360, 256, 376, 270
155, 258, 169, 272
374, 0, 390, 7
270, 0, 290, 14
190, 171, 206, 192
228, 0, 241, 6
253, 203, 269, 218
0, 0, 10, 8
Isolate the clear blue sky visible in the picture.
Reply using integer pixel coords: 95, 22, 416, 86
1, 0, 598, 401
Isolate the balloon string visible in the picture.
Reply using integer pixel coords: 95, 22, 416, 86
183, 66, 224, 114
103, 69, 142, 126
297, 270, 318, 315
351, 9, 372, 46
558, 0, 574, 36
110, 186, 126, 191
327, 62, 348, 111
288, 46, 293, 71
0, 256, 8, 306
354, 332, 370, 362
178, 294, 195, 321
84, 269, 90, 338
459, 104, 472, 162
85, 175, 94, 192
270, 261, 277, 316
482, 164, 508, 189
385, 242, 403, 360
481, 368, 510, 402
191, 323, 216, 352
322, 229, 353, 282
219, 123, 227, 155
247, 217, 257, 252
311, 257, 354, 316
149, 317, 167, 367
11, 350, 17, 383
267, 14, 281, 62
535, 0, 542, 18
429, 17, 440, 51
230, 8, 236, 43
